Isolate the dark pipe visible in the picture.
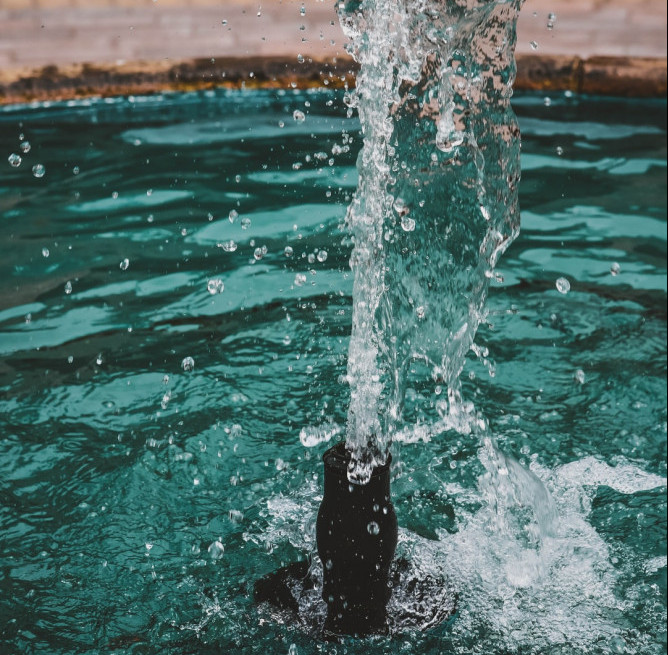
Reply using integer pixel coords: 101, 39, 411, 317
316, 442, 398, 636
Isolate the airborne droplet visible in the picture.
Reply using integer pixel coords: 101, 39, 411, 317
555, 277, 570, 294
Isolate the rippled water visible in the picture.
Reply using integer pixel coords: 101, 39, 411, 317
0, 90, 666, 654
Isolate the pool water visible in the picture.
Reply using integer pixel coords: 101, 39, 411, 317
0, 90, 666, 654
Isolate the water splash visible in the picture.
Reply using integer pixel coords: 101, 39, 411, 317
339, 0, 524, 482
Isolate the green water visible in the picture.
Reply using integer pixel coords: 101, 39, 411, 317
0, 90, 666, 654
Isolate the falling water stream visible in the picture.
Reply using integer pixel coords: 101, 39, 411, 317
339, 0, 524, 484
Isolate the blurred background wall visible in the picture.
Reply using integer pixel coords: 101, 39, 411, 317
1, 0, 666, 71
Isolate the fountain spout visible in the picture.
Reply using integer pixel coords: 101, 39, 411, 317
316, 442, 398, 636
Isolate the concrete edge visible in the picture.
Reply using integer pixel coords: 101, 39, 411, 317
0, 54, 666, 106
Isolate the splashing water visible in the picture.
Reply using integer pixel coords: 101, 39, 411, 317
339, 0, 524, 483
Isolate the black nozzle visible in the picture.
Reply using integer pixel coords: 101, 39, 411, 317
316, 442, 398, 636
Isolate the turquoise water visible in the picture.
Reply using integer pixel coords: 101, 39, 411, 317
0, 90, 666, 654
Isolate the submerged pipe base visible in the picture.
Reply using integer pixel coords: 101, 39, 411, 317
254, 556, 457, 639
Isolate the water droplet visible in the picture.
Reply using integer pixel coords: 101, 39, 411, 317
367, 521, 380, 535
416, 306, 426, 319
219, 240, 237, 252
610, 262, 621, 276
530, 40, 539, 50
228, 209, 238, 223
181, 356, 195, 372
207, 540, 225, 560
240, 217, 251, 230
253, 246, 267, 261
8, 153, 21, 167
162, 374, 169, 384
299, 4, 306, 16
325, 559, 333, 570
42, 247, 49, 258
574, 369, 586, 384
20, 140, 31, 153
73, 166, 80, 175
293, 110, 306, 123
401, 215, 416, 232
294, 273, 307, 286
67, 355, 74, 364
96, 354, 103, 366
556, 146, 564, 156
555, 277, 570, 294
316, 250, 328, 262
64, 281, 73, 295
119, 258, 130, 271
222, 19, 227, 25
32, 164, 46, 178
234, 174, 241, 183
284, 246, 294, 258
161, 391, 171, 409
207, 278, 224, 294
297, 54, 304, 64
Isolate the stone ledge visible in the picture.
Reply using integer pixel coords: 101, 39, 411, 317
1, 54, 665, 106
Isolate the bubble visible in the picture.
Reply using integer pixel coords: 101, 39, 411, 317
181, 356, 195, 372
316, 250, 328, 262
415, 306, 426, 319
8, 153, 21, 167
293, 110, 306, 123
299, 4, 306, 16
219, 240, 237, 252
555, 277, 570, 294
73, 166, 80, 175
284, 246, 294, 258
240, 217, 251, 230
297, 54, 304, 64
530, 40, 539, 50
574, 369, 586, 384
96, 354, 103, 366
610, 262, 621, 276
401, 215, 416, 232
207, 540, 225, 560
556, 146, 564, 156
64, 281, 73, 295
20, 140, 31, 153
228, 209, 238, 223
42, 247, 49, 258
367, 521, 380, 535
119, 258, 130, 271
207, 278, 224, 294
283, 334, 292, 345
253, 246, 267, 261
294, 273, 307, 286
162, 374, 170, 384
